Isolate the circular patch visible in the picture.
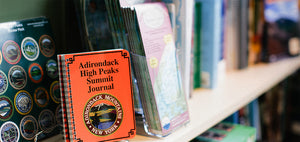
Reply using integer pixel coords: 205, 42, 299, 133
34, 87, 49, 107
0, 96, 13, 121
50, 81, 60, 103
19, 115, 38, 140
8, 65, 27, 90
83, 93, 123, 136
46, 59, 58, 79
0, 121, 20, 142
38, 109, 55, 133
0, 70, 8, 95
14, 90, 33, 115
39, 35, 55, 57
21, 37, 39, 61
55, 105, 63, 126
2, 40, 21, 64
28, 63, 43, 83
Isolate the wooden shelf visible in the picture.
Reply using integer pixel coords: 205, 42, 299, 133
131, 56, 300, 142
43, 57, 300, 142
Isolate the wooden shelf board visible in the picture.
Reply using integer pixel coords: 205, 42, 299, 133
131, 56, 300, 142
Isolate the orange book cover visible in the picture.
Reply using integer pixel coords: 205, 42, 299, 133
58, 49, 135, 142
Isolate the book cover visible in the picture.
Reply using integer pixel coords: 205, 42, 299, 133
262, 0, 300, 62
58, 49, 135, 141
0, 17, 60, 141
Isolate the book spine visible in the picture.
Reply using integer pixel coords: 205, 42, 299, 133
199, 0, 222, 89
58, 55, 71, 142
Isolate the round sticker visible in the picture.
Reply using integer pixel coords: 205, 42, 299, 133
55, 105, 63, 126
0, 70, 8, 95
19, 115, 38, 140
34, 87, 49, 107
8, 65, 27, 90
14, 90, 33, 115
142, 5, 165, 29
39, 35, 55, 57
50, 81, 60, 103
46, 59, 58, 79
83, 93, 123, 136
0, 97, 13, 121
2, 40, 21, 64
21, 37, 39, 61
38, 109, 55, 133
28, 63, 44, 83
0, 121, 20, 142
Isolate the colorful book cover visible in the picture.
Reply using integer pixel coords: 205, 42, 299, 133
132, 2, 189, 136
191, 123, 256, 142
57, 49, 135, 141
262, 0, 300, 62
0, 17, 60, 141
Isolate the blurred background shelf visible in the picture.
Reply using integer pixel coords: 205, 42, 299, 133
130, 56, 300, 142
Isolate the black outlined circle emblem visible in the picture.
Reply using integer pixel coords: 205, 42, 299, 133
0, 96, 13, 121
34, 87, 49, 107
55, 105, 63, 126
38, 109, 55, 133
84, 93, 123, 136
14, 90, 33, 115
46, 59, 58, 79
28, 63, 44, 83
2, 40, 21, 64
8, 65, 27, 90
39, 35, 55, 57
0, 121, 20, 142
0, 70, 8, 95
50, 81, 60, 103
19, 115, 38, 140
21, 37, 39, 61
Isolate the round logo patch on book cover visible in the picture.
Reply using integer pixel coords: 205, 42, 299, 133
38, 109, 55, 133
2, 40, 21, 64
0, 70, 8, 95
34, 87, 49, 107
14, 90, 33, 115
46, 59, 58, 79
0, 96, 13, 121
50, 81, 60, 103
83, 93, 123, 136
21, 37, 39, 61
0, 121, 20, 142
19, 115, 38, 140
8, 65, 27, 90
28, 63, 44, 83
39, 35, 55, 57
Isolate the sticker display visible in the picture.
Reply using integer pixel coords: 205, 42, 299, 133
0, 121, 20, 142
8, 65, 27, 90
46, 59, 58, 79
19, 115, 38, 140
2, 40, 21, 64
39, 35, 55, 57
55, 105, 63, 126
50, 81, 60, 103
0, 70, 8, 95
28, 63, 44, 83
38, 109, 55, 133
34, 87, 49, 107
0, 97, 13, 121
21, 37, 39, 61
14, 90, 33, 115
